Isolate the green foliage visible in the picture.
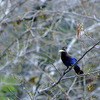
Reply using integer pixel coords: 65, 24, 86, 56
0, 75, 18, 100
0, 97, 9, 100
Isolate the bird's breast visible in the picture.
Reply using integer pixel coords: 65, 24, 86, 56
61, 57, 71, 66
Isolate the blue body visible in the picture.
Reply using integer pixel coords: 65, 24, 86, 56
61, 51, 83, 74
62, 56, 78, 67
60, 47, 83, 74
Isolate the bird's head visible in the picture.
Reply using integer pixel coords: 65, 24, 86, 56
59, 46, 67, 52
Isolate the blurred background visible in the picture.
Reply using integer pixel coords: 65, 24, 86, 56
0, 0, 100, 100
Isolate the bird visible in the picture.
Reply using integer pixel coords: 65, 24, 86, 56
59, 46, 83, 74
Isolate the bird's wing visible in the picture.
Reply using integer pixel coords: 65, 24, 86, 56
69, 56, 77, 65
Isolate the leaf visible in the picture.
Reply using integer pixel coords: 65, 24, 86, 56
85, 31, 93, 37
87, 83, 94, 92
28, 76, 37, 84
76, 23, 83, 40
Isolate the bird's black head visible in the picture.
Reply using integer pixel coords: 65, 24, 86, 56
59, 46, 67, 52
62, 46, 67, 51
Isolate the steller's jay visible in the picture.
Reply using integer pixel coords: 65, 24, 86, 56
59, 46, 83, 74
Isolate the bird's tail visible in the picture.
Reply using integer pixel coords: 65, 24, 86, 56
74, 65, 83, 74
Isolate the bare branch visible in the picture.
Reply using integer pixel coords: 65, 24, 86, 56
73, 40, 100, 66
62, 68, 100, 80
34, 67, 72, 99
31, 10, 100, 22
0, 29, 29, 60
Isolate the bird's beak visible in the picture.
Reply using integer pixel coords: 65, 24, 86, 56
59, 50, 65, 52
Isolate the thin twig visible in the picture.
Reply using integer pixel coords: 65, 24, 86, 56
67, 77, 77, 95
34, 67, 72, 98
8, 87, 21, 100
23, 87, 33, 100
62, 68, 100, 80
73, 40, 100, 66
51, 63, 62, 76
30, 10, 100, 22
0, 29, 29, 60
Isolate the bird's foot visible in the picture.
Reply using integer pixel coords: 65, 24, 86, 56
63, 67, 72, 74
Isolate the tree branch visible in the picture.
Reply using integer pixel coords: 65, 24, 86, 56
0, 29, 29, 60
34, 67, 72, 99
62, 68, 100, 80
73, 40, 100, 66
